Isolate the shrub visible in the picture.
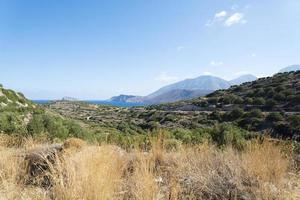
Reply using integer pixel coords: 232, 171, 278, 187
244, 97, 253, 105
228, 108, 244, 121
253, 97, 266, 105
274, 93, 286, 101
266, 112, 284, 122
0, 112, 25, 134
210, 124, 247, 150
249, 109, 263, 118
266, 99, 278, 109
27, 114, 45, 136
287, 115, 300, 127
0, 96, 8, 103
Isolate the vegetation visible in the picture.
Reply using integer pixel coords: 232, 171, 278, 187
0, 72, 299, 199
151, 71, 300, 140
0, 135, 299, 200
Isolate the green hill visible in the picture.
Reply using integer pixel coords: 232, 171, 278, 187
152, 71, 300, 140
0, 84, 91, 141
0, 84, 33, 110
155, 71, 300, 112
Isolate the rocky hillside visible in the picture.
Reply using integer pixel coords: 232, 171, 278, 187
0, 84, 33, 109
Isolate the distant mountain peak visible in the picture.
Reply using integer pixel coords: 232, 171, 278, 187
279, 65, 300, 73
107, 73, 259, 105
229, 74, 257, 86
149, 75, 231, 98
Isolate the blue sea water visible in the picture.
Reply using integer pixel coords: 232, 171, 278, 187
32, 100, 145, 107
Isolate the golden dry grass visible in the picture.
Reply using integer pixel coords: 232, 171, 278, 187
0, 134, 299, 200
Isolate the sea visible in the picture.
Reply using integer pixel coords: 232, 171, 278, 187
32, 100, 145, 107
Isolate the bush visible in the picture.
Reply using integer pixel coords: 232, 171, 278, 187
253, 97, 266, 105
287, 115, 300, 128
266, 99, 278, 109
210, 124, 247, 150
0, 96, 8, 103
249, 109, 263, 118
0, 112, 25, 134
244, 97, 253, 105
228, 108, 244, 121
27, 114, 45, 135
266, 112, 284, 122
274, 93, 286, 101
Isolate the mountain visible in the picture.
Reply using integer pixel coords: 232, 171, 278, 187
143, 89, 214, 104
153, 71, 300, 140
279, 65, 300, 73
109, 75, 257, 105
149, 75, 231, 98
156, 71, 300, 112
229, 74, 257, 85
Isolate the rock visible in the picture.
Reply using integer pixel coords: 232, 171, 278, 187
23, 144, 63, 188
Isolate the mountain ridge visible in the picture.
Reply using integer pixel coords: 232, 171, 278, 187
109, 74, 257, 105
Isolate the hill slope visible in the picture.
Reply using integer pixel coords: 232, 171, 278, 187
0, 84, 33, 109
156, 71, 300, 112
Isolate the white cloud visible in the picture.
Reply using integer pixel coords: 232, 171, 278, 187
215, 11, 227, 19
206, 11, 227, 26
224, 13, 247, 27
251, 53, 256, 57
155, 72, 179, 83
210, 61, 224, 66
177, 46, 184, 52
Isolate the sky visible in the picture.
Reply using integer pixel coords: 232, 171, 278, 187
0, 0, 300, 99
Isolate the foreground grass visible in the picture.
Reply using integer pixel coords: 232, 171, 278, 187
0, 135, 299, 200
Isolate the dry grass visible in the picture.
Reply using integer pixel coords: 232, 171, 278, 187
0, 134, 299, 200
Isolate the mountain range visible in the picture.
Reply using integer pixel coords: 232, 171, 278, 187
109, 64, 300, 105
109, 74, 257, 105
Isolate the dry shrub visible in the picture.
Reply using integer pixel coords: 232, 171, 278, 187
0, 145, 48, 199
0, 136, 299, 200
52, 145, 126, 200
63, 137, 86, 150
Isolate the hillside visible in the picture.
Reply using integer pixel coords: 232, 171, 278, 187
0, 84, 92, 140
0, 84, 33, 109
152, 71, 300, 140
156, 71, 300, 112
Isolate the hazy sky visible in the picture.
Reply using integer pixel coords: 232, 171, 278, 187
0, 0, 300, 99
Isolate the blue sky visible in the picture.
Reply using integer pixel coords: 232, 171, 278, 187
0, 0, 299, 99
